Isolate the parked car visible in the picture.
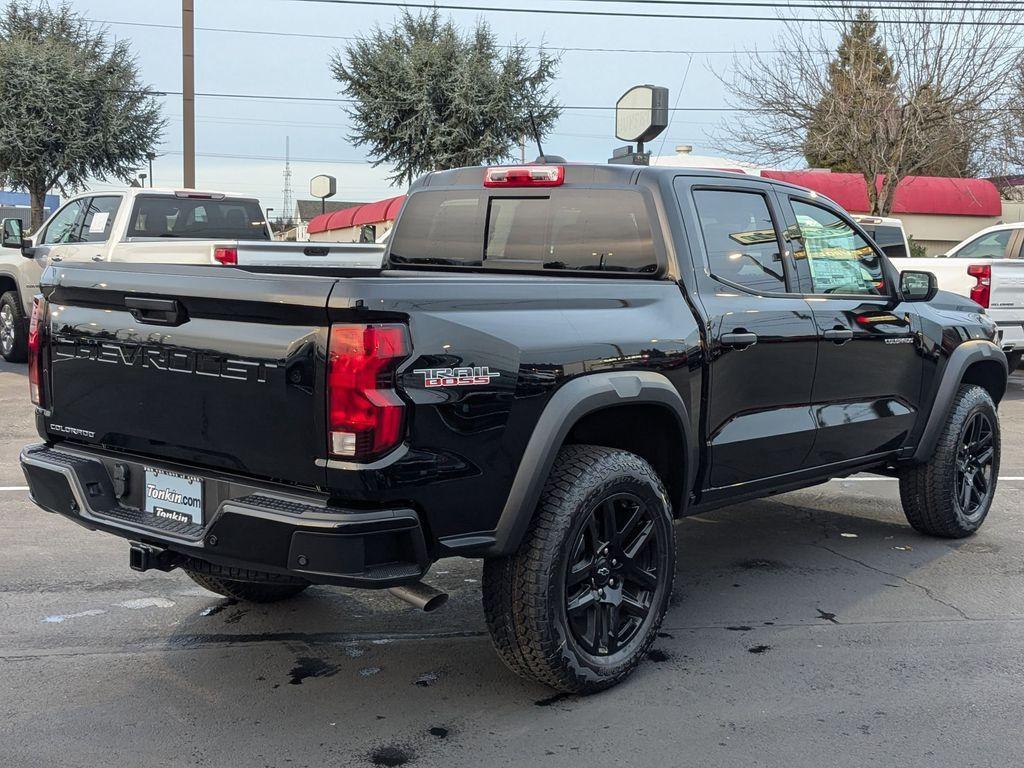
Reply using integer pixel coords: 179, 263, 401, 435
889, 222, 1024, 370
0, 188, 385, 362
20, 164, 1008, 692
853, 215, 910, 259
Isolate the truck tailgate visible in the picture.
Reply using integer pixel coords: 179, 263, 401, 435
39, 264, 332, 487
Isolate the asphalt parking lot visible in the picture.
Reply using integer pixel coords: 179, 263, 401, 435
2, 360, 1023, 768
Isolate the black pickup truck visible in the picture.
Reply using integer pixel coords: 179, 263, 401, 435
21, 163, 1008, 692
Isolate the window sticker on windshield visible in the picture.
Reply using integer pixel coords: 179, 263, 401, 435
88, 212, 110, 234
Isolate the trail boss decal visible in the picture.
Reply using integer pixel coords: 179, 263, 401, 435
413, 366, 500, 388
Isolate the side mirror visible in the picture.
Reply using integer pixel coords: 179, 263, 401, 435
1, 218, 23, 249
900, 270, 938, 302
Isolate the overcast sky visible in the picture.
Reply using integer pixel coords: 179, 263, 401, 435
71, 0, 831, 211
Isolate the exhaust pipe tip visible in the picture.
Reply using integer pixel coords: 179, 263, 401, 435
388, 582, 449, 613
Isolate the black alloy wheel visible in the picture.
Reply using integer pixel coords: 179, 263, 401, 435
954, 411, 996, 521
564, 492, 664, 657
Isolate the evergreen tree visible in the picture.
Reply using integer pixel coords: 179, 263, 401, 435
0, 2, 163, 229
804, 11, 896, 172
331, 10, 560, 187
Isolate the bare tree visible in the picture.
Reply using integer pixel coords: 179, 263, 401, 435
716, 4, 1019, 215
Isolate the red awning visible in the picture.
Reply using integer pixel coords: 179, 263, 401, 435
761, 171, 1001, 217
307, 195, 408, 234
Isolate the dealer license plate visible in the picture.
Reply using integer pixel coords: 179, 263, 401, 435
144, 468, 204, 526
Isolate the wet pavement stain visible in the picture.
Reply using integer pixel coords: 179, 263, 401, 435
414, 672, 439, 687
748, 645, 772, 654
735, 558, 789, 571
287, 656, 340, 685
223, 609, 249, 625
817, 609, 839, 624
368, 745, 414, 766
657, 631, 674, 639
534, 691, 574, 707
199, 598, 238, 617
427, 727, 449, 739
647, 648, 671, 662
726, 625, 754, 632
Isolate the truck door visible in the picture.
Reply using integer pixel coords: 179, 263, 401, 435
52, 195, 123, 263
32, 199, 86, 266
675, 178, 818, 490
778, 194, 922, 466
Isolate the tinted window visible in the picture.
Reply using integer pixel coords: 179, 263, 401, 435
41, 200, 85, 245
790, 199, 885, 296
390, 189, 657, 273
80, 196, 122, 243
954, 230, 1011, 259
128, 197, 269, 240
692, 189, 786, 293
859, 224, 907, 259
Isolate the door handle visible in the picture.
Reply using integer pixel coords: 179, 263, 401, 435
50, 255, 62, 262
721, 331, 758, 349
91, 255, 103, 262
824, 328, 854, 344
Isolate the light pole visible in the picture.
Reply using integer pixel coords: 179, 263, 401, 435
265, 208, 275, 235
146, 152, 156, 187
139, 173, 148, 187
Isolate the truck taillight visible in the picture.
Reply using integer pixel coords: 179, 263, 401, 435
327, 323, 409, 461
28, 296, 47, 407
213, 247, 237, 265
968, 264, 991, 308
484, 165, 564, 187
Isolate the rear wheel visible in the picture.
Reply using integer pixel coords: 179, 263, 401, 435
1006, 351, 1022, 372
899, 384, 999, 538
482, 445, 675, 693
184, 565, 309, 603
0, 291, 27, 363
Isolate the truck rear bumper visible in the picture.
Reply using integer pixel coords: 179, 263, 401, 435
20, 443, 430, 588
995, 321, 1024, 351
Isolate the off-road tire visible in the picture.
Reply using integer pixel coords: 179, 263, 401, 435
1006, 351, 1022, 372
184, 563, 310, 603
899, 384, 1000, 538
0, 291, 28, 363
482, 445, 676, 693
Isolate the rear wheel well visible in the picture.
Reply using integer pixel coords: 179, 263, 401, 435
563, 404, 686, 515
961, 359, 1006, 404
0, 275, 17, 298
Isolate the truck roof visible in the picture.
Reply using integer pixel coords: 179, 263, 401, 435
414, 162, 842, 208
71, 187, 260, 202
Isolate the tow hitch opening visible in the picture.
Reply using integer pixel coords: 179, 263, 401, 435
129, 542, 181, 573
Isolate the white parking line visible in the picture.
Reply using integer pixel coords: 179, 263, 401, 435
834, 476, 1024, 482
0, 486, 28, 491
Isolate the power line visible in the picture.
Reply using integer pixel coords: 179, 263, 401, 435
92, 17, 1024, 54
270, 0, 1024, 26
138, 89, 1024, 114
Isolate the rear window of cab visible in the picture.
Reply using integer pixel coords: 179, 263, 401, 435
389, 189, 659, 274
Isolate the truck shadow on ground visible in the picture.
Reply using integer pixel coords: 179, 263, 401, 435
152, 486, 989, 756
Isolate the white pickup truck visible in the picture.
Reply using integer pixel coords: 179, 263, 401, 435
0, 188, 385, 362
862, 218, 1024, 369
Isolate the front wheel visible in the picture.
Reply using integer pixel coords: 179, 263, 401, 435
899, 384, 1000, 538
482, 445, 675, 693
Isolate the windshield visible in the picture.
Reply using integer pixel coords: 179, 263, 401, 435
389, 189, 658, 274
128, 196, 269, 240
858, 224, 907, 259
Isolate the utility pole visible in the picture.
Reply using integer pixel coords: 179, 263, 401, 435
182, 0, 196, 188
281, 136, 293, 225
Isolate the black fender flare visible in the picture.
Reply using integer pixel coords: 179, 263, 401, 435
912, 340, 1007, 463
489, 371, 696, 556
